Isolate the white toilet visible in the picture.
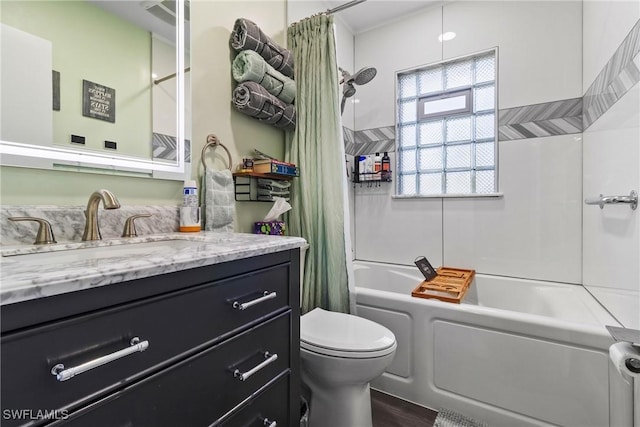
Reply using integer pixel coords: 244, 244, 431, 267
300, 306, 397, 427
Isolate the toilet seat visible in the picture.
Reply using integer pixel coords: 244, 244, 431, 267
301, 308, 396, 359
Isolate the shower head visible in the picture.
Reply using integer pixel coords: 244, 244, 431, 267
339, 66, 377, 86
342, 82, 356, 98
338, 65, 377, 116
351, 67, 377, 86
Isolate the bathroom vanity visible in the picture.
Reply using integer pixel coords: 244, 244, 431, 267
0, 233, 304, 427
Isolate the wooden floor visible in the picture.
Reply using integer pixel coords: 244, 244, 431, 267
371, 389, 437, 427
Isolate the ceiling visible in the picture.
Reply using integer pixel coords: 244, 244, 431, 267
89, 1, 438, 40
88, 0, 189, 44
322, 0, 444, 34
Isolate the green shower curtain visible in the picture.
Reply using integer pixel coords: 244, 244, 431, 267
286, 14, 350, 314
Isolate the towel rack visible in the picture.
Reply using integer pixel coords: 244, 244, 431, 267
584, 190, 637, 210
201, 134, 232, 171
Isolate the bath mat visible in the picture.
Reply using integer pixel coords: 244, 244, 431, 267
434, 408, 489, 427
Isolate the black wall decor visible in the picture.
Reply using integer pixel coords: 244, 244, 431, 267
52, 70, 60, 111
82, 79, 115, 123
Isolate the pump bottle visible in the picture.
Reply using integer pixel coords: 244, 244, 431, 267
180, 180, 201, 232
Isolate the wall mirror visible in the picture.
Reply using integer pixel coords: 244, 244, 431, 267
0, 0, 189, 180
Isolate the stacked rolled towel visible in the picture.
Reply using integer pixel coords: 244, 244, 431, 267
232, 81, 296, 131
233, 50, 296, 104
230, 18, 294, 78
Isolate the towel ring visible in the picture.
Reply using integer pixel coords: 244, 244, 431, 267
201, 134, 232, 171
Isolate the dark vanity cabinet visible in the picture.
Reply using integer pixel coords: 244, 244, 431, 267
1, 250, 300, 427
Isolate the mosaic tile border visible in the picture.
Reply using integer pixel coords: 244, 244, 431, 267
583, 19, 640, 129
498, 98, 583, 141
152, 132, 192, 162
344, 19, 639, 148
344, 126, 396, 156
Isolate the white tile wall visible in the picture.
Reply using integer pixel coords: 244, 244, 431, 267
583, 83, 639, 327
443, 135, 583, 283
352, 1, 583, 284
582, 0, 640, 92
335, 19, 356, 127
354, 173, 443, 267
582, 0, 640, 329
442, 1, 582, 110
348, 155, 356, 259
354, 5, 442, 130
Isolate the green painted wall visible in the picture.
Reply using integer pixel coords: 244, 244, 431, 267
190, 1, 288, 233
1, 1, 152, 157
0, 166, 182, 207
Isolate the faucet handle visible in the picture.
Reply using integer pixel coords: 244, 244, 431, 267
8, 217, 57, 245
122, 214, 152, 238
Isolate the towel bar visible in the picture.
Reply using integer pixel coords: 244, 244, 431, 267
584, 190, 637, 210
201, 134, 232, 171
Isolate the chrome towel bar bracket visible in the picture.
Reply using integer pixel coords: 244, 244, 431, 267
584, 190, 637, 210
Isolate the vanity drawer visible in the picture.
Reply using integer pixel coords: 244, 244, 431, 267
1, 264, 291, 424
215, 373, 290, 427
50, 312, 292, 427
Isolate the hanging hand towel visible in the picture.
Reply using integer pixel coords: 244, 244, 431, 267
230, 18, 294, 78
232, 81, 296, 131
233, 50, 296, 104
202, 168, 235, 232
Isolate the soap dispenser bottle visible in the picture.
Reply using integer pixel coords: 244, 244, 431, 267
180, 180, 201, 232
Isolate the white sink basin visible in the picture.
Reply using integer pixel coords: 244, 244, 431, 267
3, 239, 206, 266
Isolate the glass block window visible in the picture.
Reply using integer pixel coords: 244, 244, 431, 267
397, 50, 497, 196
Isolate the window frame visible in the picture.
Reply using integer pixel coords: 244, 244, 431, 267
418, 89, 473, 121
394, 47, 501, 198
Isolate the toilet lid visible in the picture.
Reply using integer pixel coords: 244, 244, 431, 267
300, 308, 396, 358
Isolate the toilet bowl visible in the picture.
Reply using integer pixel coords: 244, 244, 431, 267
300, 307, 397, 427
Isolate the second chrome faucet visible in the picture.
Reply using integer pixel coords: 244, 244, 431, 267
82, 189, 121, 241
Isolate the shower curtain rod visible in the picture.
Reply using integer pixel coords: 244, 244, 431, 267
326, 0, 368, 15
153, 67, 191, 85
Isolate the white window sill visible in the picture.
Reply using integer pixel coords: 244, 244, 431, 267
391, 193, 504, 199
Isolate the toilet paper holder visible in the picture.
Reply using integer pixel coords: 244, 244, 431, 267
606, 325, 640, 347
625, 358, 640, 374
606, 325, 640, 373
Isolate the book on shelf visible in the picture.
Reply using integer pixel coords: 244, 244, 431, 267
252, 162, 299, 176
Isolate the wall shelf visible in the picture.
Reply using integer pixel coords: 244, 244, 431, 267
233, 171, 295, 181
352, 171, 392, 188
233, 171, 294, 202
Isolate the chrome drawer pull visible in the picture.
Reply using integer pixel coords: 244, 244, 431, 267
51, 337, 149, 382
232, 291, 277, 311
233, 352, 278, 381
263, 419, 277, 427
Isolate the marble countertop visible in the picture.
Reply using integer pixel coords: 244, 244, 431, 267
0, 232, 307, 306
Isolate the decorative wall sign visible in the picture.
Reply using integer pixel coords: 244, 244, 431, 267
52, 70, 60, 111
82, 79, 115, 123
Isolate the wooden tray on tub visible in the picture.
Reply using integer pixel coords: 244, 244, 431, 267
411, 267, 475, 304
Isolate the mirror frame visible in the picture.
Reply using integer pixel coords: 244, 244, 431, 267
0, 0, 186, 179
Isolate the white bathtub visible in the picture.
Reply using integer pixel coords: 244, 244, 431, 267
353, 261, 622, 427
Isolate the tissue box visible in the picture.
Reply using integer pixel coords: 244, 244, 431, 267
254, 221, 285, 236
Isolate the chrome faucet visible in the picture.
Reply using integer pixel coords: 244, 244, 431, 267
82, 189, 121, 241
